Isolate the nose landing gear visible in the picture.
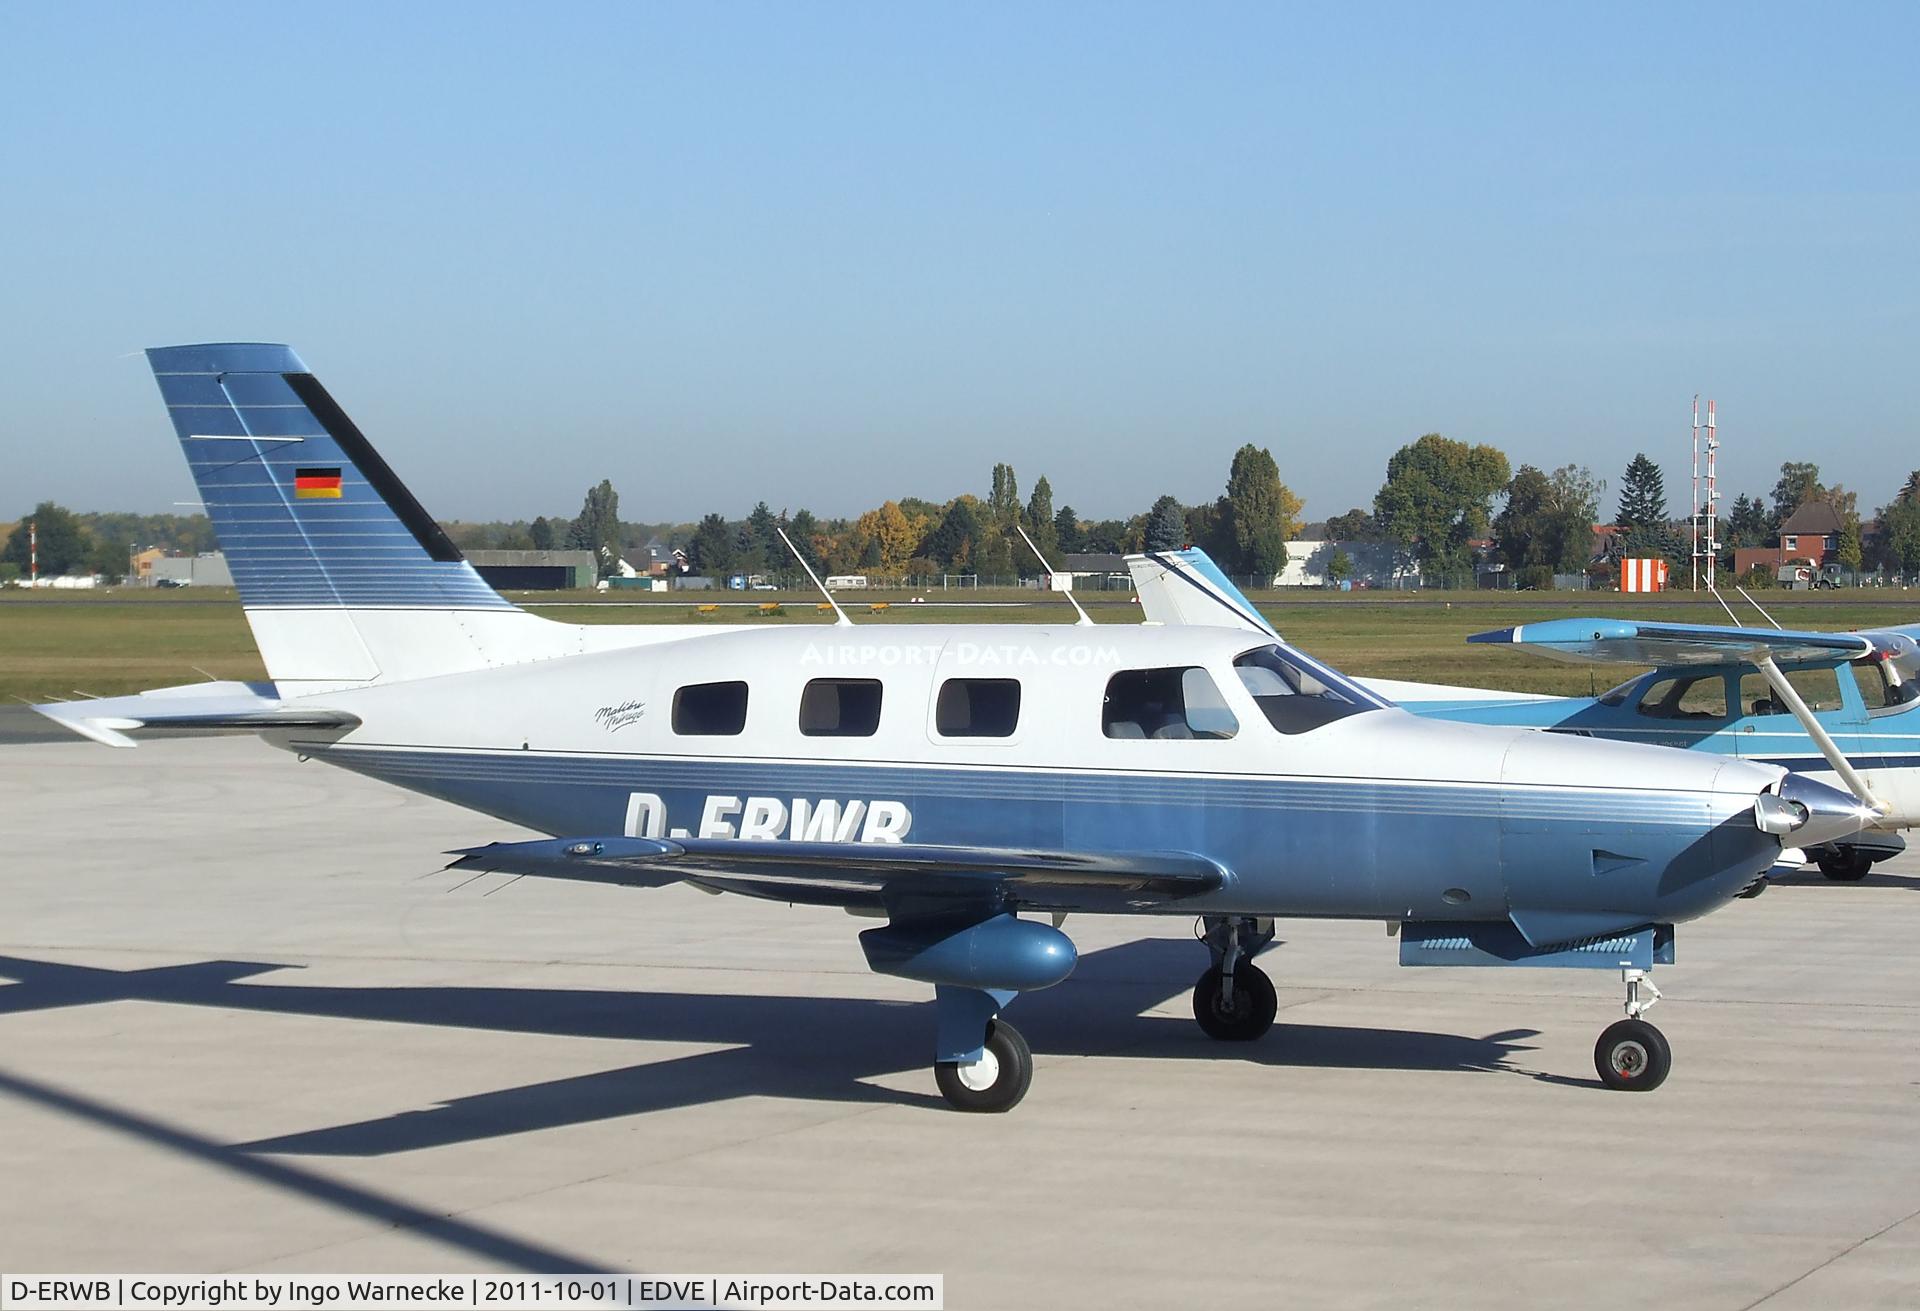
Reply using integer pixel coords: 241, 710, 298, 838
1191, 916, 1279, 1042
1595, 968, 1671, 1091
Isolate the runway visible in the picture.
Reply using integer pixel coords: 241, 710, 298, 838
3, 737, 1918, 1307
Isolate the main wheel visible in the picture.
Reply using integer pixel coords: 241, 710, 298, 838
1818, 847, 1873, 881
1192, 962, 1278, 1042
934, 1018, 1033, 1112
1594, 1018, 1672, 1091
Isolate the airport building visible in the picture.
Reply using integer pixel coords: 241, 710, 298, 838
466, 549, 598, 590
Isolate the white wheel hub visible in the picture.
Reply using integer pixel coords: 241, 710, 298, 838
954, 1047, 1001, 1092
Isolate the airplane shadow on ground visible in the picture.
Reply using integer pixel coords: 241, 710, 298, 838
0, 938, 1541, 1159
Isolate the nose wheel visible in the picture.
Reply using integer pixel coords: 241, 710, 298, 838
1193, 963, 1277, 1041
1595, 1018, 1671, 1090
1594, 968, 1670, 1091
1191, 915, 1279, 1042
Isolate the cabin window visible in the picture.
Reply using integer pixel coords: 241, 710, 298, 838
800, 678, 883, 737
1232, 644, 1376, 734
1102, 667, 1239, 740
1738, 668, 1844, 716
1849, 658, 1919, 714
1634, 674, 1729, 720
935, 678, 1021, 737
672, 680, 749, 735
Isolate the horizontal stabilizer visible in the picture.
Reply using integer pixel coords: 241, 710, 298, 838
1468, 618, 1873, 668
447, 836, 1230, 907
31, 682, 357, 749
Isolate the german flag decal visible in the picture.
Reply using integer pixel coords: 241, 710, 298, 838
293, 467, 344, 499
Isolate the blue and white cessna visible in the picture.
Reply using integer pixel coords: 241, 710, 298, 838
1131, 550, 1920, 881
26, 344, 1874, 1111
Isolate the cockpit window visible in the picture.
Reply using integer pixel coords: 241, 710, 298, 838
1635, 673, 1729, 721
1851, 657, 1920, 715
1103, 667, 1239, 740
1232, 644, 1380, 735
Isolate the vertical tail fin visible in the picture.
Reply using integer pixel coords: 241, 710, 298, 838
147, 343, 523, 688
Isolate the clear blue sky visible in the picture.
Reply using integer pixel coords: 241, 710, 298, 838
2, 3, 1914, 525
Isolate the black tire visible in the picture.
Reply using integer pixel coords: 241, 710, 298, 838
934, 1018, 1033, 1112
1192, 962, 1278, 1041
1818, 847, 1873, 881
1594, 1018, 1672, 1092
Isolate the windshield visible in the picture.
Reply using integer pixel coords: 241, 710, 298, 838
1232, 644, 1386, 735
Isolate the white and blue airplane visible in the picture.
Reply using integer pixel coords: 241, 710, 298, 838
24, 344, 1876, 1110
1130, 549, 1920, 881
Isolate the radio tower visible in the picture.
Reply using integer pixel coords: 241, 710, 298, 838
1689, 398, 1719, 591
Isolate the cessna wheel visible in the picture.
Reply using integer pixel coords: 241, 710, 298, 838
1193, 962, 1278, 1042
934, 1019, 1033, 1112
1594, 1018, 1672, 1092
1818, 847, 1873, 881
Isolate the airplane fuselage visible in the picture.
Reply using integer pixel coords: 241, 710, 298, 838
285, 622, 1791, 938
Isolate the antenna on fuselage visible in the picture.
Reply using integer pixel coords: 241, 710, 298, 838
778, 527, 854, 628
1013, 522, 1094, 626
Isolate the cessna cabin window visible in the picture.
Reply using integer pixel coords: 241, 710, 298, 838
1851, 657, 1920, 714
935, 679, 1022, 738
672, 680, 749, 735
1738, 668, 1844, 717
800, 678, 883, 737
1634, 674, 1729, 720
1232, 645, 1377, 735
1102, 667, 1239, 740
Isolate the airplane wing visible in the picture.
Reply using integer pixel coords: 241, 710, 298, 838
30, 682, 358, 748
446, 836, 1231, 911
1466, 618, 1873, 668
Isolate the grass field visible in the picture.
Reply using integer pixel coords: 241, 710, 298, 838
4, 585, 1917, 704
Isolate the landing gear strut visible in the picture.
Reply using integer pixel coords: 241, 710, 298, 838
1594, 969, 1671, 1091
1192, 916, 1278, 1042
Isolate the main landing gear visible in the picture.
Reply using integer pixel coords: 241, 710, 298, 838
1191, 916, 1278, 1042
934, 1017, 1033, 1112
1594, 969, 1671, 1091
1817, 846, 1875, 881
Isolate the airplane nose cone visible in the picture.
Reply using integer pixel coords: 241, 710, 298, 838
1755, 775, 1879, 850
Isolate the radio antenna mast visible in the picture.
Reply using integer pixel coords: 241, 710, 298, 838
778, 527, 854, 627
1013, 523, 1093, 626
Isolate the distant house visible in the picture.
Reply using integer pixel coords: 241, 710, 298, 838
1775, 501, 1844, 565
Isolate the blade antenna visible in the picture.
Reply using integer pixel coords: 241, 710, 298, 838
1735, 585, 1785, 630
1013, 522, 1093, 626
778, 527, 854, 627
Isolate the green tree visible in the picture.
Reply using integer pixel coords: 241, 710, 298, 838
1222, 444, 1302, 579
1372, 434, 1511, 585
1836, 512, 1863, 574
1053, 505, 1083, 554
1616, 453, 1668, 528
1326, 549, 1354, 586
1, 503, 89, 576
1726, 494, 1770, 548
1878, 481, 1920, 575
1144, 495, 1186, 551
972, 527, 1016, 579
787, 508, 821, 569
919, 498, 984, 569
1323, 508, 1377, 541
1771, 462, 1826, 522
1023, 476, 1059, 563
988, 463, 1020, 528
688, 512, 736, 576
565, 480, 622, 577
87, 533, 131, 583
529, 516, 555, 550
737, 501, 780, 574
